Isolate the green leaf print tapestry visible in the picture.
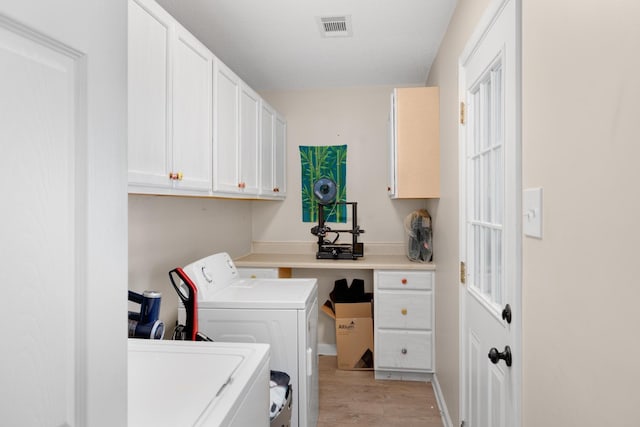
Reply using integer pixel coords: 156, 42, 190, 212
299, 145, 347, 223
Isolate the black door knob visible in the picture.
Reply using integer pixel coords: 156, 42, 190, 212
502, 304, 512, 324
488, 345, 512, 367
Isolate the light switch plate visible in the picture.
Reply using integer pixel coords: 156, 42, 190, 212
523, 187, 543, 238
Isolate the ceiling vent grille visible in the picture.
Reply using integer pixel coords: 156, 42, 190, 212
317, 15, 353, 38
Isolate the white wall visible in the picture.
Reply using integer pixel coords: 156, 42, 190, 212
255, 87, 428, 246
128, 195, 253, 334
521, 1, 640, 425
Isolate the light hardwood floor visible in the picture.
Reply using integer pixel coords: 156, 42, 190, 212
317, 355, 444, 427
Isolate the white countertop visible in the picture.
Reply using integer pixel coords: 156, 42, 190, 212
234, 252, 435, 271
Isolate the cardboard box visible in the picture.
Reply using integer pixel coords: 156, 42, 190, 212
322, 297, 374, 370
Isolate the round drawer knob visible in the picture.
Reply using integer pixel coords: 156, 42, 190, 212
401, 348, 408, 355
401, 278, 407, 285
401, 308, 407, 316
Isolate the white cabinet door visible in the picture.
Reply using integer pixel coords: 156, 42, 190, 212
128, 0, 172, 189
259, 101, 276, 196
387, 87, 440, 199
274, 113, 287, 197
172, 26, 212, 193
239, 83, 260, 195
213, 59, 241, 194
259, 102, 286, 199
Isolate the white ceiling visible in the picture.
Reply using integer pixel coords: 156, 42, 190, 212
155, 0, 457, 91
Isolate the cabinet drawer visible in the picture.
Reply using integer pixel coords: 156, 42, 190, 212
376, 270, 433, 290
375, 330, 432, 371
376, 291, 432, 330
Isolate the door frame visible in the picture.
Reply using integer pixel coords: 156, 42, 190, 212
458, 0, 522, 425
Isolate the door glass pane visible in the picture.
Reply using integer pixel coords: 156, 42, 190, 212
482, 152, 491, 223
467, 60, 505, 307
474, 155, 481, 219
493, 66, 503, 145
494, 228, 502, 304
474, 224, 481, 287
494, 146, 504, 225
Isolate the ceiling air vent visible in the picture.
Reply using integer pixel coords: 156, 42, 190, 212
317, 15, 353, 38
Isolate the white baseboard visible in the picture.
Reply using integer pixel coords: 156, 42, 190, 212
318, 343, 336, 356
432, 373, 453, 427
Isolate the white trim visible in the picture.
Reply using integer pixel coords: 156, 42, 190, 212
432, 373, 453, 427
459, 0, 510, 67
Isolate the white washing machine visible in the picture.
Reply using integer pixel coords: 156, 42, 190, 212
179, 252, 319, 427
128, 339, 270, 427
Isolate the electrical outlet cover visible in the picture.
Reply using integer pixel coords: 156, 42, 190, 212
523, 187, 543, 238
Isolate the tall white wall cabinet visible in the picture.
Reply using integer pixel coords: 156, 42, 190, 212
128, 0, 286, 199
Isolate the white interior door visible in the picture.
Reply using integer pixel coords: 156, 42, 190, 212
0, 3, 127, 425
459, 1, 521, 426
1, 21, 82, 426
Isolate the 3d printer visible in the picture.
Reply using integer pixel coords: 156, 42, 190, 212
310, 178, 365, 259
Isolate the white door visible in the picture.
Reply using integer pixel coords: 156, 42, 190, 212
459, 1, 521, 426
173, 25, 213, 192
0, 2, 127, 426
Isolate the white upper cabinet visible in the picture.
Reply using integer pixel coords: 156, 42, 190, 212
212, 59, 241, 195
239, 83, 260, 195
274, 113, 288, 197
128, 0, 286, 199
213, 60, 263, 197
388, 87, 440, 199
259, 101, 286, 199
128, 0, 172, 190
128, 0, 212, 195
259, 101, 276, 196
171, 26, 213, 192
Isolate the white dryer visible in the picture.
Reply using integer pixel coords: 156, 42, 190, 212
179, 252, 319, 427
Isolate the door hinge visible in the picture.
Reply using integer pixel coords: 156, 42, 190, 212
460, 101, 465, 124
460, 261, 466, 284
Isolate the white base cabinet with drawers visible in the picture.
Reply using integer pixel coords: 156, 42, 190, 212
374, 270, 434, 381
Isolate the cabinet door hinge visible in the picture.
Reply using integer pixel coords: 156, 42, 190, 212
460, 261, 466, 284
460, 101, 465, 125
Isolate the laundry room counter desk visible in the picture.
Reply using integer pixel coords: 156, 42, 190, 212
235, 243, 436, 381
234, 252, 436, 272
